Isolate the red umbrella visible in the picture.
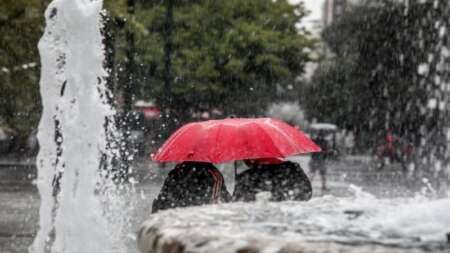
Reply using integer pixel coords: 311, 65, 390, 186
152, 118, 321, 164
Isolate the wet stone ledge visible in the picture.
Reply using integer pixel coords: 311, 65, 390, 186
137, 199, 450, 253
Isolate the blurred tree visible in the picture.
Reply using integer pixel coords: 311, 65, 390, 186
304, 58, 356, 129
0, 0, 49, 148
0, 0, 128, 150
304, 0, 448, 151
131, 0, 315, 125
0, 0, 315, 150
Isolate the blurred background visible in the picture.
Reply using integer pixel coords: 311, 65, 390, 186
1, 0, 450, 190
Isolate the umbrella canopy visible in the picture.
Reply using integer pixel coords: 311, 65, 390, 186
152, 118, 321, 164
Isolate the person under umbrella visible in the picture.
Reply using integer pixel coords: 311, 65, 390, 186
233, 158, 312, 202
151, 118, 320, 211
309, 131, 331, 192
152, 161, 231, 213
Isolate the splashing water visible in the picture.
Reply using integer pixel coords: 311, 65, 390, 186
29, 0, 127, 252
139, 186, 450, 252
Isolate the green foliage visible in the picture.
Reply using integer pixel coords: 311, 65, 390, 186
0, 0, 314, 145
0, 0, 49, 139
129, 0, 315, 118
304, 58, 356, 128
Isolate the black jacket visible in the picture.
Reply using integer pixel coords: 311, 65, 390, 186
233, 161, 312, 202
311, 136, 329, 161
152, 162, 231, 213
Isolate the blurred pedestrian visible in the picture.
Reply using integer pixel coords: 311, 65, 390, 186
152, 161, 231, 213
344, 130, 355, 155
309, 131, 330, 192
375, 132, 402, 171
233, 159, 312, 202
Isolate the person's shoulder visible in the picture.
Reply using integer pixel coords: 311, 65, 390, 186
204, 163, 220, 171
168, 162, 193, 177
281, 161, 301, 169
205, 164, 225, 179
282, 161, 307, 173
177, 162, 216, 171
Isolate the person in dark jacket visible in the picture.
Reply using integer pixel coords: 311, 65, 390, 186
233, 159, 312, 202
152, 161, 231, 213
310, 131, 330, 192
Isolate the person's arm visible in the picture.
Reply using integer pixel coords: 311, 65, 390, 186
210, 169, 232, 203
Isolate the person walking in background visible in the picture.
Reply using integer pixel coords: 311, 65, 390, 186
310, 131, 330, 192
233, 159, 312, 202
152, 161, 231, 213
375, 132, 404, 171
344, 130, 355, 155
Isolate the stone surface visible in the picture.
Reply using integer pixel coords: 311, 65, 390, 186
138, 199, 450, 253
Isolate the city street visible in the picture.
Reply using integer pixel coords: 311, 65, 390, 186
0, 155, 421, 253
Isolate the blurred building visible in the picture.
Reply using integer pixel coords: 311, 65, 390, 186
296, 0, 325, 38
299, 0, 360, 81
323, 0, 363, 26
323, 0, 347, 26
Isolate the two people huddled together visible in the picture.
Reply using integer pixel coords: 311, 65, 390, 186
152, 159, 312, 213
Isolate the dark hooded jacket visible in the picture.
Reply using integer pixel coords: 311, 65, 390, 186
233, 161, 312, 202
152, 162, 231, 213
311, 135, 329, 162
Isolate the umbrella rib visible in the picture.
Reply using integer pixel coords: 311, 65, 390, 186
265, 120, 301, 153
159, 124, 191, 150
252, 123, 283, 158
154, 123, 196, 161
211, 124, 223, 163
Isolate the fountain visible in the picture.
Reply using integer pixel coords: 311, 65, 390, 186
138, 186, 450, 253
29, 0, 127, 252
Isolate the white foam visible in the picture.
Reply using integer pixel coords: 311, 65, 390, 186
30, 0, 126, 252
140, 188, 450, 252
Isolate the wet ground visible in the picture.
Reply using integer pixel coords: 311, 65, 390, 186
0, 156, 440, 253
0, 174, 161, 253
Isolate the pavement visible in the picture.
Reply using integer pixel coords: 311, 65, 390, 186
0, 155, 423, 253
